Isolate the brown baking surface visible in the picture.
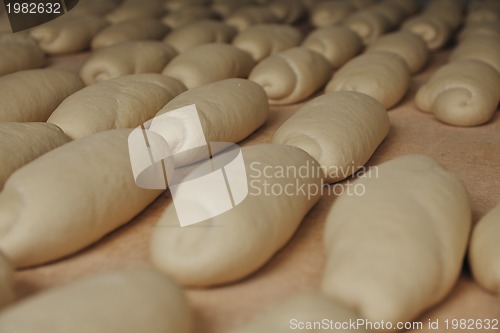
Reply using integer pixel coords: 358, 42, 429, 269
13, 50, 500, 332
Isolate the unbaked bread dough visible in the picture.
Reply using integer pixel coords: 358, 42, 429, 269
150, 144, 322, 286
402, 15, 452, 51
225, 6, 278, 31
366, 31, 429, 74
310, 0, 354, 27
0, 251, 14, 309
0, 33, 45, 76
0, 123, 71, 189
272, 91, 389, 183
0, 130, 163, 268
232, 24, 303, 62
469, 204, 500, 294
415, 59, 500, 127
47, 74, 187, 139
424, 0, 463, 29
343, 9, 391, 44
322, 154, 471, 325
267, 0, 306, 23
164, 20, 237, 53
466, 1, 500, 24
301, 26, 363, 69
0, 69, 84, 122
80, 41, 178, 85
29, 15, 108, 54
370, 2, 406, 28
105, 0, 166, 23
249, 47, 332, 105
66, 0, 119, 17
162, 5, 217, 29
325, 52, 410, 109
211, 0, 254, 18
91, 18, 169, 49
385, 0, 419, 15
162, 43, 255, 89
458, 21, 500, 41
450, 35, 500, 73
231, 293, 368, 333
0, 268, 193, 333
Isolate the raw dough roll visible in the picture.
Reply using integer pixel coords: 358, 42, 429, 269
0, 69, 84, 122
0, 130, 163, 268
343, 10, 391, 45
450, 36, 500, 73
466, 2, 500, 24
325, 52, 410, 109
162, 43, 255, 89
0, 251, 14, 309
249, 47, 332, 105
370, 2, 406, 28
47, 74, 187, 139
106, 0, 166, 23
211, 0, 254, 18
267, 0, 306, 23
164, 20, 237, 53
0, 268, 193, 333
91, 18, 169, 49
225, 6, 278, 31
469, 204, 500, 294
0, 123, 71, 189
150, 144, 322, 286
29, 15, 108, 54
231, 293, 367, 333
162, 5, 217, 29
80, 41, 178, 85
322, 154, 471, 325
0, 33, 45, 76
424, 1, 463, 30
366, 31, 429, 74
301, 26, 363, 69
415, 59, 500, 127
384, 0, 419, 16
310, 0, 354, 27
232, 24, 303, 62
272, 91, 389, 183
401, 15, 452, 51
458, 21, 500, 41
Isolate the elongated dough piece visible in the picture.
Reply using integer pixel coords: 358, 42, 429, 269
47, 74, 186, 139
366, 31, 429, 73
0, 33, 45, 76
272, 91, 389, 183
402, 15, 452, 51
310, 0, 354, 27
325, 52, 410, 109
91, 18, 169, 49
0, 268, 192, 333
106, 0, 166, 23
151, 144, 322, 286
0, 69, 84, 122
249, 47, 331, 105
162, 43, 255, 89
80, 41, 177, 85
415, 59, 500, 127
29, 15, 108, 54
458, 21, 500, 41
0, 123, 71, 189
469, 204, 500, 294
232, 24, 303, 62
450, 36, 500, 73
0, 130, 163, 267
225, 6, 278, 31
343, 10, 391, 44
162, 5, 217, 29
232, 293, 367, 333
164, 20, 237, 53
301, 26, 363, 69
322, 154, 471, 325
0, 251, 14, 309
267, 0, 306, 23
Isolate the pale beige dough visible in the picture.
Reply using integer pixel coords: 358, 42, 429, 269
162, 5, 216, 29
310, 1, 354, 27
415, 59, 500, 127
0, 130, 163, 268
301, 26, 363, 69
0, 33, 45, 76
0, 251, 14, 309
80, 41, 177, 85
469, 204, 500, 294
91, 18, 169, 49
0, 268, 192, 333
151, 144, 322, 286
0, 69, 84, 122
0, 123, 71, 189
402, 15, 452, 51
225, 6, 278, 31
232, 24, 303, 62
267, 0, 306, 23
322, 154, 471, 325
47, 74, 186, 139
249, 47, 332, 105
366, 30, 429, 73
325, 52, 410, 109
466, 1, 500, 24
66, 0, 119, 17
343, 9, 391, 45
211, 0, 254, 18
370, 2, 406, 28
29, 15, 108, 54
164, 20, 237, 53
162, 43, 255, 89
424, 1, 463, 29
231, 293, 367, 333
458, 21, 500, 41
105, 0, 166, 23
450, 35, 500, 73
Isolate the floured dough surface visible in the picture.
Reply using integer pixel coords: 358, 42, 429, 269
0, 33, 45, 76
